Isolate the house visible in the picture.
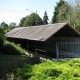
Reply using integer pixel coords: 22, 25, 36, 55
5, 22, 80, 59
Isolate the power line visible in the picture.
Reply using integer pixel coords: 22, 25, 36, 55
0, 8, 26, 13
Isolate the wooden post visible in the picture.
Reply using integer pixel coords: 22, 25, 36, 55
46, 51, 47, 61
56, 42, 59, 59
35, 49, 36, 56
27, 40, 28, 53
45, 42, 47, 61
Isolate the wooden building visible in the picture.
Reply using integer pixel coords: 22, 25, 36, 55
5, 22, 80, 59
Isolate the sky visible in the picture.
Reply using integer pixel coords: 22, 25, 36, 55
0, 0, 68, 25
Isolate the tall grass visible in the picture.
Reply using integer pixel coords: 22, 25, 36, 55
3, 41, 26, 55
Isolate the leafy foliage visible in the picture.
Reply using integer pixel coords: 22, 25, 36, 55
15, 59, 80, 80
52, 0, 80, 32
24, 13, 43, 26
52, 0, 71, 23
0, 26, 5, 40
68, 0, 80, 32
7, 22, 17, 31
9, 22, 16, 27
0, 55, 40, 79
43, 11, 49, 25
19, 16, 28, 27
16, 64, 33, 80
1, 21, 8, 29
0, 26, 5, 52
3, 41, 26, 55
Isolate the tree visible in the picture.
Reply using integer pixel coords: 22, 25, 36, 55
9, 22, 16, 27
68, 0, 80, 32
52, 0, 71, 23
24, 13, 43, 26
0, 26, 5, 40
7, 22, 17, 31
19, 16, 28, 27
0, 26, 5, 52
1, 21, 8, 29
43, 11, 49, 25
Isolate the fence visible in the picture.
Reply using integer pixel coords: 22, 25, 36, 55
56, 41, 80, 59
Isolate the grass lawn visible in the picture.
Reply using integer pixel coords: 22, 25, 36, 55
0, 55, 40, 79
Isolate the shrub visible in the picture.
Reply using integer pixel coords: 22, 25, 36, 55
0, 40, 3, 52
3, 41, 26, 55
16, 64, 33, 80
15, 59, 80, 80
0, 26, 5, 52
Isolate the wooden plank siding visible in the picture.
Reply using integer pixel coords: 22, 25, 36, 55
47, 37, 80, 58
7, 36, 80, 58
5, 23, 80, 59
58, 41, 80, 58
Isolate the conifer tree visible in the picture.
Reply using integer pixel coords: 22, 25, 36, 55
43, 11, 49, 25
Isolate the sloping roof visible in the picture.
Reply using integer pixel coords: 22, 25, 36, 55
5, 22, 80, 41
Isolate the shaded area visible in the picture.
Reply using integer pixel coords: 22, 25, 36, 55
0, 55, 40, 79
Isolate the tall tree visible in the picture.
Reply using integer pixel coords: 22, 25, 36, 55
68, 0, 80, 31
43, 11, 49, 25
19, 16, 28, 27
0, 26, 5, 52
7, 22, 17, 31
24, 13, 43, 26
52, 0, 71, 23
1, 21, 8, 29
9, 22, 16, 27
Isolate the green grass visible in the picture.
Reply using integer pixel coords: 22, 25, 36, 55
0, 55, 40, 79
3, 41, 26, 55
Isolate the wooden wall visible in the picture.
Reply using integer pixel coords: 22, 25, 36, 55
47, 36, 80, 58
7, 37, 80, 58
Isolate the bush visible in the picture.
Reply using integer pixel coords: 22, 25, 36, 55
15, 59, 80, 80
16, 64, 33, 80
0, 26, 5, 52
0, 40, 3, 52
3, 41, 26, 55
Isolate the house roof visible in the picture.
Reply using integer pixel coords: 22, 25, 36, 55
5, 22, 80, 41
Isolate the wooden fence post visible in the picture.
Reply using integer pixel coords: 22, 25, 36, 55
27, 40, 28, 53
56, 42, 59, 59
